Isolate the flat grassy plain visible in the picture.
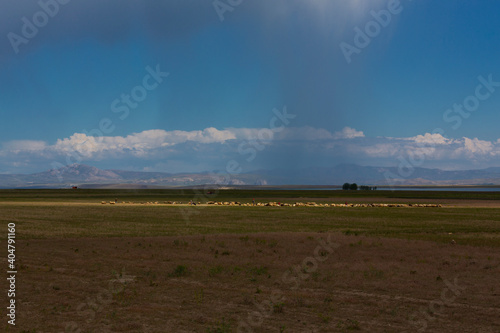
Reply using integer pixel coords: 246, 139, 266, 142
1, 189, 500, 332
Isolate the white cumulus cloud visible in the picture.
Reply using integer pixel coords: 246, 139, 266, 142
333, 127, 365, 139
408, 133, 453, 145
455, 137, 494, 156
2, 126, 500, 173
52, 127, 238, 157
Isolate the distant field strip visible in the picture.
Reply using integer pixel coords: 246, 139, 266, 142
1, 202, 499, 247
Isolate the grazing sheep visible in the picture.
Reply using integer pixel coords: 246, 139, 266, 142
103, 198, 442, 209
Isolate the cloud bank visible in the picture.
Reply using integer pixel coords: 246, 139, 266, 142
1, 126, 500, 174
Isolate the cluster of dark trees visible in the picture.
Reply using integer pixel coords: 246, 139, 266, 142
342, 183, 358, 190
342, 183, 377, 191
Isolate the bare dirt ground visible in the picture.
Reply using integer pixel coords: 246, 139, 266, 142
10, 232, 500, 332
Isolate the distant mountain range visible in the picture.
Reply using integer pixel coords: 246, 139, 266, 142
0, 163, 500, 189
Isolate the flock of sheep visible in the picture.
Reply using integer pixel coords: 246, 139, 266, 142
100, 200, 442, 208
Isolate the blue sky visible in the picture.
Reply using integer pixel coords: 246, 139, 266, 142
1, 0, 500, 175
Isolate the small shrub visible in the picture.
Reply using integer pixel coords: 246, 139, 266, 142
249, 266, 268, 276
319, 250, 328, 257
195, 288, 204, 304
363, 266, 384, 279
209, 265, 224, 277
254, 238, 267, 245
319, 312, 331, 323
173, 239, 188, 247
206, 318, 231, 333
273, 302, 284, 313
169, 265, 189, 277
337, 318, 361, 330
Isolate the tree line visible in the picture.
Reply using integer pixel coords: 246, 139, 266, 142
342, 183, 377, 191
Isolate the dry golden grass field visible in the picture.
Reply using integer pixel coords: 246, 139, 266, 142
1, 189, 500, 332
